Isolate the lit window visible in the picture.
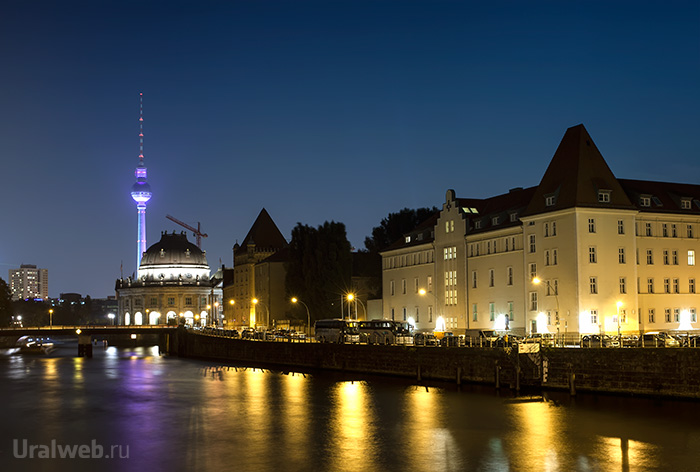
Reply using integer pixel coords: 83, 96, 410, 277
590, 310, 598, 324
689, 250, 696, 266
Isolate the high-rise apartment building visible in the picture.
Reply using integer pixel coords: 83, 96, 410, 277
9, 264, 49, 300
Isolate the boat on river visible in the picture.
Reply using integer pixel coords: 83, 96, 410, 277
16, 336, 55, 355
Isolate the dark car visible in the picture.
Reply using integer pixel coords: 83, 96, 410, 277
637, 332, 680, 348
414, 333, 438, 346
581, 334, 619, 348
241, 328, 256, 339
440, 332, 459, 347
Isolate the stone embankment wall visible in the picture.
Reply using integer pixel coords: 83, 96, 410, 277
174, 329, 700, 399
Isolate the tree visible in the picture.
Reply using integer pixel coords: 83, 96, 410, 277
286, 221, 352, 323
364, 207, 439, 253
360, 207, 439, 298
0, 278, 13, 327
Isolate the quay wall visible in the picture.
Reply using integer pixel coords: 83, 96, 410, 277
174, 330, 700, 399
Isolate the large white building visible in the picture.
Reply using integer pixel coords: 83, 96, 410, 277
9, 264, 48, 301
381, 124, 700, 337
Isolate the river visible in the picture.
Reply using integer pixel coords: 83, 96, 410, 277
1, 344, 699, 471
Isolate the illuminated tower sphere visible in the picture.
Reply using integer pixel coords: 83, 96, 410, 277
131, 93, 152, 273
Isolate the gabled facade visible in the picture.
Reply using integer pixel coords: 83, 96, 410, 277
382, 124, 700, 337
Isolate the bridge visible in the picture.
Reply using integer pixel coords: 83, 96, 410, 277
0, 325, 179, 357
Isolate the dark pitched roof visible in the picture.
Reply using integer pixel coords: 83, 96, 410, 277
618, 179, 700, 214
260, 245, 290, 263
523, 124, 635, 216
381, 212, 439, 252
234, 208, 288, 256
467, 186, 537, 234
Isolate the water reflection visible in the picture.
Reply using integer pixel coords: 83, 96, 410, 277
1, 348, 700, 472
327, 381, 376, 472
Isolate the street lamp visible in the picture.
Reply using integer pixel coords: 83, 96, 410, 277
291, 297, 311, 336
533, 277, 560, 345
49, 309, 53, 329
108, 313, 115, 325
616, 301, 623, 347
252, 298, 270, 329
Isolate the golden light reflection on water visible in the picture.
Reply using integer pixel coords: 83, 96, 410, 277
328, 381, 376, 472
280, 373, 309, 462
596, 436, 659, 471
507, 401, 562, 472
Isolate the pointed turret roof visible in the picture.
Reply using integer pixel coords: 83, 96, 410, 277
523, 124, 635, 216
234, 208, 288, 256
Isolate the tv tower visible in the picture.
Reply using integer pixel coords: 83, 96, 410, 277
130, 92, 152, 274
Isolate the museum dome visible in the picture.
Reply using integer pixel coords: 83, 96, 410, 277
140, 231, 208, 267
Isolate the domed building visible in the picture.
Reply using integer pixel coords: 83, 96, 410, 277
116, 231, 223, 326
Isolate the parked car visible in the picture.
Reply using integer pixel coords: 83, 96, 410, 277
637, 332, 680, 348
241, 328, 256, 339
581, 334, 619, 348
523, 333, 555, 347
440, 332, 459, 347
414, 333, 439, 346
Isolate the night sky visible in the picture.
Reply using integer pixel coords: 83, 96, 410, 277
1, 0, 698, 298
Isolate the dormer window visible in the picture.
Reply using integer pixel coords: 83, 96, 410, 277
474, 220, 482, 229
405, 236, 411, 243
160, 249, 165, 257
640, 196, 651, 207
598, 190, 611, 203
185, 249, 191, 258
510, 213, 518, 222
545, 195, 556, 206
681, 199, 692, 210
492, 216, 500, 225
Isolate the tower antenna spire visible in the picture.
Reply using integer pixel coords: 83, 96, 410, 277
131, 92, 152, 274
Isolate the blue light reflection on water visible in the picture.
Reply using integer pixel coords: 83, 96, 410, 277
1, 346, 700, 472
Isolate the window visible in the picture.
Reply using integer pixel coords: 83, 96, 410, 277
662, 224, 669, 237
590, 310, 598, 324
691, 308, 697, 323
545, 195, 555, 206
167, 297, 175, 306
588, 218, 596, 233
664, 278, 670, 294
552, 249, 558, 265
648, 278, 654, 293
414, 278, 419, 293
508, 302, 514, 321
552, 221, 557, 236
427, 276, 433, 293
492, 216, 499, 226
150, 297, 158, 306
648, 309, 655, 323
472, 304, 478, 322
645, 223, 652, 237
672, 250, 678, 265
589, 246, 597, 263
620, 277, 626, 294
472, 271, 477, 289
391, 308, 395, 321
390, 280, 395, 296
618, 220, 625, 235
641, 196, 651, 207
688, 225, 694, 238
672, 224, 677, 238
674, 308, 680, 323
510, 213, 518, 222
474, 221, 481, 229
402, 279, 406, 294
545, 250, 550, 266
504, 238, 509, 252
673, 278, 680, 294
507, 267, 513, 286
529, 263, 537, 280
185, 297, 192, 306
618, 248, 626, 264
529, 292, 538, 311
690, 278, 696, 294
529, 234, 536, 253
415, 307, 419, 323
544, 223, 549, 237
682, 199, 692, 209
598, 191, 611, 203
489, 269, 495, 287
665, 308, 671, 323
546, 279, 558, 296
689, 250, 696, 266
428, 306, 433, 323
490, 303, 495, 321
487, 241, 491, 254
646, 249, 654, 265
589, 277, 597, 294
663, 250, 669, 265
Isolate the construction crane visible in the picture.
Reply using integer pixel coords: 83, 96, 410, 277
166, 214, 208, 249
